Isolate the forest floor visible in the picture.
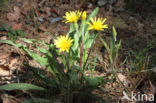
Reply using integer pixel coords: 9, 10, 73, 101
0, 0, 156, 103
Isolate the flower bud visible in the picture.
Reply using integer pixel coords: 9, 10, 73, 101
81, 11, 87, 21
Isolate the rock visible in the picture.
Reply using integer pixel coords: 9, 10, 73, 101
108, 0, 116, 4
88, 2, 93, 9
129, 16, 134, 20
49, 17, 63, 24
0, 36, 7, 40
137, 22, 144, 29
115, 6, 125, 12
37, 17, 44, 22
108, 5, 113, 12
97, 0, 107, 6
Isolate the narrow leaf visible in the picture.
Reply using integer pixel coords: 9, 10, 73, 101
86, 7, 99, 22
0, 83, 45, 91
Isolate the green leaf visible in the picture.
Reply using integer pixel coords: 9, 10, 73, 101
22, 48, 48, 66
69, 70, 78, 81
26, 64, 57, 88
21, 38, 34, 44
0, 0, 8, 3
86, 7, 99, 22
112, 26, 117, 41
83, 50, 88, 64
84, 76, 100, 87
37, 47, 48, 54
84, 38, 93, 49
0, 24, 10, 31
72, 32, 79, 51
68, 23, 75, 34
84, 30, 89, 43
0, 83, 45, 91
22, 98, 51, 103
0, 40, 23, 48
99, 37, 110, 53
16, 29, 25, 37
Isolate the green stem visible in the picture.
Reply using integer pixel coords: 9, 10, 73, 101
83, 32, 98, 69
80, 26, 85, 69
65, 53, 70, 73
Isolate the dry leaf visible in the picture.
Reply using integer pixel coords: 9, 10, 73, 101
0, 66, 10, 76
7, 6, 21, 22
45, 7, 51, 16
1, 94, 10, 103
117, 73, 129, 86
21, 2, 31, 15
12, 23, 22, 31
9, 58, 18, 70
117, 73, 126, 82
0, 53, 11, 60
39, 25, 47, 32
7, 13, 19, 21
51, 8, 59, 15
149, 80, 156, 95
13, 6, 20, 14
22, 2, 31, 11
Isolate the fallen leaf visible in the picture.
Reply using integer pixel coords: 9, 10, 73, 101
149, 80, 156, 95
117, 73, 126, 82
35, 10, 40, 17
1, 94, 10, 103
13, 6, 20, 14
7, 13, 20, 21
38, 25, 47, 32
12, 23, 22, 31
0, 53, 11, 60
9, 58, 18, 70
7, 6, 21, 22
45, 7, 51, 16
0, 66, 10, 76
22, 2, 31, 11
21, 2, 31, 15
117, 73, 130, 86
51, 8, 59, 15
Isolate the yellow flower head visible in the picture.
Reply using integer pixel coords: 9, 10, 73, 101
63, 11, 81, 23
54, 35, 73, 53
81, 11, 87, 21
87, 17, 108, 31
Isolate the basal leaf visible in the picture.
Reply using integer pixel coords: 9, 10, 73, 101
0, 83, 45, 91
0, 40, 23, 48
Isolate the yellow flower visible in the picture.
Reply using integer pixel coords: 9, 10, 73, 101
81, 11, 87, 21
54, 35, 73, 53
63, 11, 81, 23
87, 17, 108, 31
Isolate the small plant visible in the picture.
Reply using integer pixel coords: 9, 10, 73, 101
127, 50, 150, 75
126, 36, 156, 75
100, 27, 121, 72
0, 24, 25, 41
99, 26, 130, 92
0, 7, 110, 103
